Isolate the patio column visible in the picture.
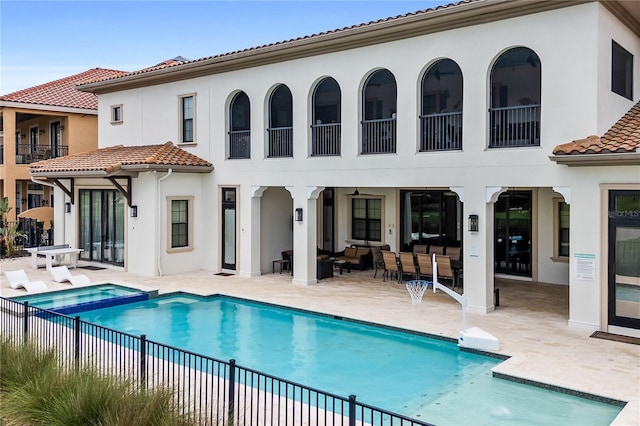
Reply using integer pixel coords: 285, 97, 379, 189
242, 186, 267, 277
290, 186, 324, 286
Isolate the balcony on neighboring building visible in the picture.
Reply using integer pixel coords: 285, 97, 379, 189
15, 144, 69, 164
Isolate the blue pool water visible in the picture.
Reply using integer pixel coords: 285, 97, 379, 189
77, 294, 622, 425
11, 284, 151, 315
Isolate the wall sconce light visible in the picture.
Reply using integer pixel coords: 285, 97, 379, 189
60, 125, 65, 131
468, 214, 479, 232
295, 208, 303, 222
65, 202, 71, 213
130, 205, 138, 218
39, 129, 45, 135
21, 198, 27, 204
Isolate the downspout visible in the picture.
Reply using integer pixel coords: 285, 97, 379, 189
31, 177, 63, 242
156, 169, 173, 276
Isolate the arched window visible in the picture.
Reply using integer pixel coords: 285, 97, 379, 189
268, 85, 293, 157
420, 59, 463, 151
311, 77, 341, 156
489, 47, 541, 147
362, 69, 397, 154
229, 91, 250, 159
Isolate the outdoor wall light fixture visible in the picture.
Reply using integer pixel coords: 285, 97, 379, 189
39, 129, 45, 135
295, 208, 303, 222
65, 202, 71, 213
468, 214, 479, 232
130, 205, 138, 218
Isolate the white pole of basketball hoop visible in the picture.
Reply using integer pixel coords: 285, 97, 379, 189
431, 254, 499, 351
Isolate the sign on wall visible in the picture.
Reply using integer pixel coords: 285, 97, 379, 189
574, 253, 596, 281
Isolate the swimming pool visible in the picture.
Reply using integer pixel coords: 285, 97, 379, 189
10, 284, 155, 315
76, 293, 622, 425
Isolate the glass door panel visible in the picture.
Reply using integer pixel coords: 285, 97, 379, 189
495, 190, 532, 276
221, 188, 236, 270
608, 190, 640, 329
79, 189, 124, 266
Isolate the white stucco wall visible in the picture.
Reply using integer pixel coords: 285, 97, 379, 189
89, 2, 639, 329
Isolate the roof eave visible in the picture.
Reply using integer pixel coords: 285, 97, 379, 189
0, 101, 97, 115
120, 164, 214, 173
77, 0, 590, 94
549, 152, 640, 166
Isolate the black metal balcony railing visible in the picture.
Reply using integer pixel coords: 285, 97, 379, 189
15, 144, 69, 164
361, 118, 396, 154
268, 127, 293, 158
420, 111, 463, 151
489, 105, 541, 148
311, 123, 341, 156
228, 130, 250, 159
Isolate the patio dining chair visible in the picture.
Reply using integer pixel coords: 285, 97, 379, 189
416, 253, 433, 281
371, 246, 385, 279
435, 254, 456, 289
382, 251, 400, 283
399, 252, 418, 282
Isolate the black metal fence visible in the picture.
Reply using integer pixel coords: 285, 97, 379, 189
0, 298, 432, 426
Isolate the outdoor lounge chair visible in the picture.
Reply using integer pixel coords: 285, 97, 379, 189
49, 265, 91, 286
4, 269, 48, 292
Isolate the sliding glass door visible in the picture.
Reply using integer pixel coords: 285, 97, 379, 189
494, 190, 532, 276
79, 189, 125, 266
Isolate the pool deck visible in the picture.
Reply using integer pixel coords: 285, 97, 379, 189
1, 255, 638, 425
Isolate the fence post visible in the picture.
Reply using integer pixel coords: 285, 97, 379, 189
228, 359, 236, 425
74, 316, 81, 370
22, 302, 29, 343
140, 334, 146, 387
348, 394, 357, 426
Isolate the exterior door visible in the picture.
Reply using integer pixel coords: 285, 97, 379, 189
322, 188, 335, 253
608, 190, 640, 329
79, 189, 125, 266
495, 190, 532, 276
221, 188, 236, 270
50, 121, 61, 157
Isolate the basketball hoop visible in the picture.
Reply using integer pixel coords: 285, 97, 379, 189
405, 280, 431, 305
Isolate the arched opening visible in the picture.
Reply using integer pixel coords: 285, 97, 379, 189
268, 85, 293, 158
362, 69, 397, 154
420, 59, 463, 151
311, 77, 341, 156
489, 47, 541, 147
229, 91, 250, 159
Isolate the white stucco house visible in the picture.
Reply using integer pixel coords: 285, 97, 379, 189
30, 0, 639, 337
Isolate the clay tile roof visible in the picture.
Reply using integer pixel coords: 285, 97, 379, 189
553, 101, 640, 155
30, 142, 213, 176
1, 68, 127, 109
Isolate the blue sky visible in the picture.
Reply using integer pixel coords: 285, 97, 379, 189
1, 1, 450, 95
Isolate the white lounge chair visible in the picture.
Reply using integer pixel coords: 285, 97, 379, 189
49, 265, 91, 286
4, 269, 48, 292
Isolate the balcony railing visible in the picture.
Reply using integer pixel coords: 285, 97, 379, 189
311, 123, 341, 156
420, 111, 463, 151
267, 127, 293, 158
228, 130, 250, 159
361, 118, 396, 154
489, 105, 541, 148
15, 144, 69, 164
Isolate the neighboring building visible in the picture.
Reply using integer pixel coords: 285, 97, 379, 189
0, 68, 126, 221
31, 0, 639, 337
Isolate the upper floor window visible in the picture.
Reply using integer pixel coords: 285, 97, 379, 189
268, 84, 293, 158
420, 59, 463, 151
179, 94, 195, 144
362, 69, 397, 154
612, 41, 633, 100
311, 77, 341, 156
489, 47, 541, 148
229, 92, 250, 159
111, 105, 123, 124
352, 197, 382, 242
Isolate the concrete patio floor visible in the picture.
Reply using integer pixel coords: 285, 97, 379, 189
1, 255, 638, 425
